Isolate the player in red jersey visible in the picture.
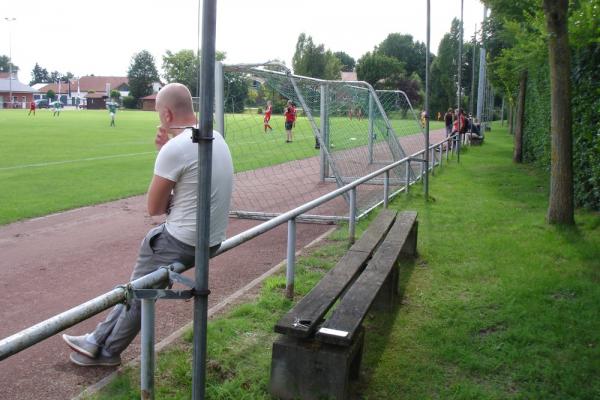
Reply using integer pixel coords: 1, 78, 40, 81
264, 100, 273, 133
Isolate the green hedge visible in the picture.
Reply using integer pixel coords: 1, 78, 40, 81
522, 43, 600, 210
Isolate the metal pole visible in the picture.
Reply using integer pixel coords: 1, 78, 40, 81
383, 170, 389, 208
285, 218, 296, 299
424, 0, 431, 199
430, 146, 435, 176
192, 0, 217, 398
141, 299, 156, 400
368, 93, 374, 164
476, 7, 488, 122
320, 84, 328, 181
457, 0, 464, 164
5, 18, 15, 109
405, 160, 411, 194
470, 25, 477, 117
214, 61, 225, 137
349, 188, 356, 244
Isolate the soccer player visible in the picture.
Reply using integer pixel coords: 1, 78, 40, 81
263, 100, 273, 133
284, 100, 296, 143
107, 102, 117, 127
28, 100, 36, 116
52, 101, 62, 117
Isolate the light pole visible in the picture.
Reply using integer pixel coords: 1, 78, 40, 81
4, 17, 16, 108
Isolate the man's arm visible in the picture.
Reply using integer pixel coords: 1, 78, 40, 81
147, 175, 176, 216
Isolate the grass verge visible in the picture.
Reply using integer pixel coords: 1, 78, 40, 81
91, 124, 599, 399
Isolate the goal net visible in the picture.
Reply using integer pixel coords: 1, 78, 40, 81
215, 62, 424, 221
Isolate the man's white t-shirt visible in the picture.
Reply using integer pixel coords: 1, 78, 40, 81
154, 129, 233, 247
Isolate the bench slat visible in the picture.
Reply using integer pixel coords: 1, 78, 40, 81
316, 211, 417, 346
274, 209, 397, 338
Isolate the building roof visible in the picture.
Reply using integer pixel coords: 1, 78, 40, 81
341, 71, 358, 81
38, 76, 129, 94
0, 78, 38, 93
85, 92, 108, 99
141, 93, 157, 100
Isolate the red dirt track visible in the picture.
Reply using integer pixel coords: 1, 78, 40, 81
0, 197, 330, 400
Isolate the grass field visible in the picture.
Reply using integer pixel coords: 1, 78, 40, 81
91, 124, 600, 399
0, 109, 440, 225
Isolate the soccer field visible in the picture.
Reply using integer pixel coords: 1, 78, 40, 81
0, 109, 440, 225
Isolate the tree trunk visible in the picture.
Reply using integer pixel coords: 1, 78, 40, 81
508, 102, 513, 134
544, 0, 574, 225
513, 70, 527, 163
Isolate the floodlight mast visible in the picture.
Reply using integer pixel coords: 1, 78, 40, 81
424, 0, 430, 199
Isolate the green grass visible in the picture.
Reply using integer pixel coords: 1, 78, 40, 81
90, 124, 600, 399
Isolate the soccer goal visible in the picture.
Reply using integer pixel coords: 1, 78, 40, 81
214, 62, 423, 221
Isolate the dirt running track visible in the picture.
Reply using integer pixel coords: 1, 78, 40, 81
0, 197, 331, 400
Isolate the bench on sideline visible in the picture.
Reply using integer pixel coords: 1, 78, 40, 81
269, 209, 418, 400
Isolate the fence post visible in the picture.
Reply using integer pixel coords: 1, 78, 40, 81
405, 160, 411, 194
383, 170, 390, 208
430, 146, 435, 176
286, 218, 296, 299
438, 144, 443, 167
214, 61, 224, 138
320, 84, 329, 181
349, 188, 356, 244
368, 94, 374, 164
141, 298, 156, 400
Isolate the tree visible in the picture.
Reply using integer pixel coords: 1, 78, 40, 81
127, 50, 160, 101
544, 0, 574, 225
430, 19, 461, 113
30, 63, 50, 85
110, 90, 121, 101
0, 55, 18, 73
292, 33, 341, 80
356, 52, 405, 87
334, 51, 355, 72
49, 71, 61, 82
377, 33, 430, 81
162, 49, 226, 96
46, 89, 56, 101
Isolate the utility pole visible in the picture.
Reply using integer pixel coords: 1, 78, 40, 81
424, 0, 431, 198
4, 17, 16, 108
477, 7, 488, 125
469, 25, 477, 117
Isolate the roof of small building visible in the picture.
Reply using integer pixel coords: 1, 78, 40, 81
0, 78, 38, 93
341, 71, 358, 81
38, 76, 129, 94
85, 92, 108, 99
141, 93, 157, 100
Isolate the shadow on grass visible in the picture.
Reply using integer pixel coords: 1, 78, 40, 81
351, 256, 417, 396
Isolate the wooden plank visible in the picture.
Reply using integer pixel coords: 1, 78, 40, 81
274, 210, 398, 338
349, 209, 397, 253
316, 212, 418, 346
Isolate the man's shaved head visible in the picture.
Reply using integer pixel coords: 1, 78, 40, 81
156, 83, 195, 117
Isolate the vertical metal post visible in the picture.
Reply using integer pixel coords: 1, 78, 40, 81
285, 218, 296, 299
320, 84, 329, 181
368, 94, 374, 164
383, 170, 390, 208
457, 0, 464, 164
192, 0, 217, 398
477, 7, 488, 123
349, 188, 356, 244
470, 24, 477, 117
424, 0, 431, 199
141, 299, 156, 400
405, 160, 411, 194
214, 61, 225, 137
430, 146, 435, 176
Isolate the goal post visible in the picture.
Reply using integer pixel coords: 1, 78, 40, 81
214, 61, 423, 221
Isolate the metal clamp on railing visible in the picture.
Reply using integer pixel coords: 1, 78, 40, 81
132, 269, 204, 301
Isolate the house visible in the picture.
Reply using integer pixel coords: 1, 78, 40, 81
140, 93, 157, 111
0, 72, 38, 109
341, 71, 358, 82
38, 76, 130, 107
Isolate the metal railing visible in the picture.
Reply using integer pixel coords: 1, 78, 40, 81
0, 132, 466, 398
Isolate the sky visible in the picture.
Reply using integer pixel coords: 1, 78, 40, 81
1, 0, 485, 82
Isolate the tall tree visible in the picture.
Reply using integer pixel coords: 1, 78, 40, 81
334, 51, 356, 72
544, 0, 574, 224
356, 52, 405, 87
127, 50, 160, 101
292, 33, 341, 79
377, 33, 429, 81
0, 55, 18, 73
162, 49, 226, 96
430, 19, 461, 113
30, 63, 50, 85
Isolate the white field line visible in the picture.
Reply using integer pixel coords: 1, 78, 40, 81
0, 152, 155, 171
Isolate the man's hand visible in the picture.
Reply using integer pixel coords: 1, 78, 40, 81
155, 126, 169, 150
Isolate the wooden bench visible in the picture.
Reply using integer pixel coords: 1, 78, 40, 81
269, 210, 418, 400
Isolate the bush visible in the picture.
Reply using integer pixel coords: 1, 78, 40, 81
122, 96, 138, 109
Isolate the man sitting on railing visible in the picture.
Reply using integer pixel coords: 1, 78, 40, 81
62, 83, 234, 367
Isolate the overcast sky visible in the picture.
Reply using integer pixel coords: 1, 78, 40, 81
1, 0, 485, 81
